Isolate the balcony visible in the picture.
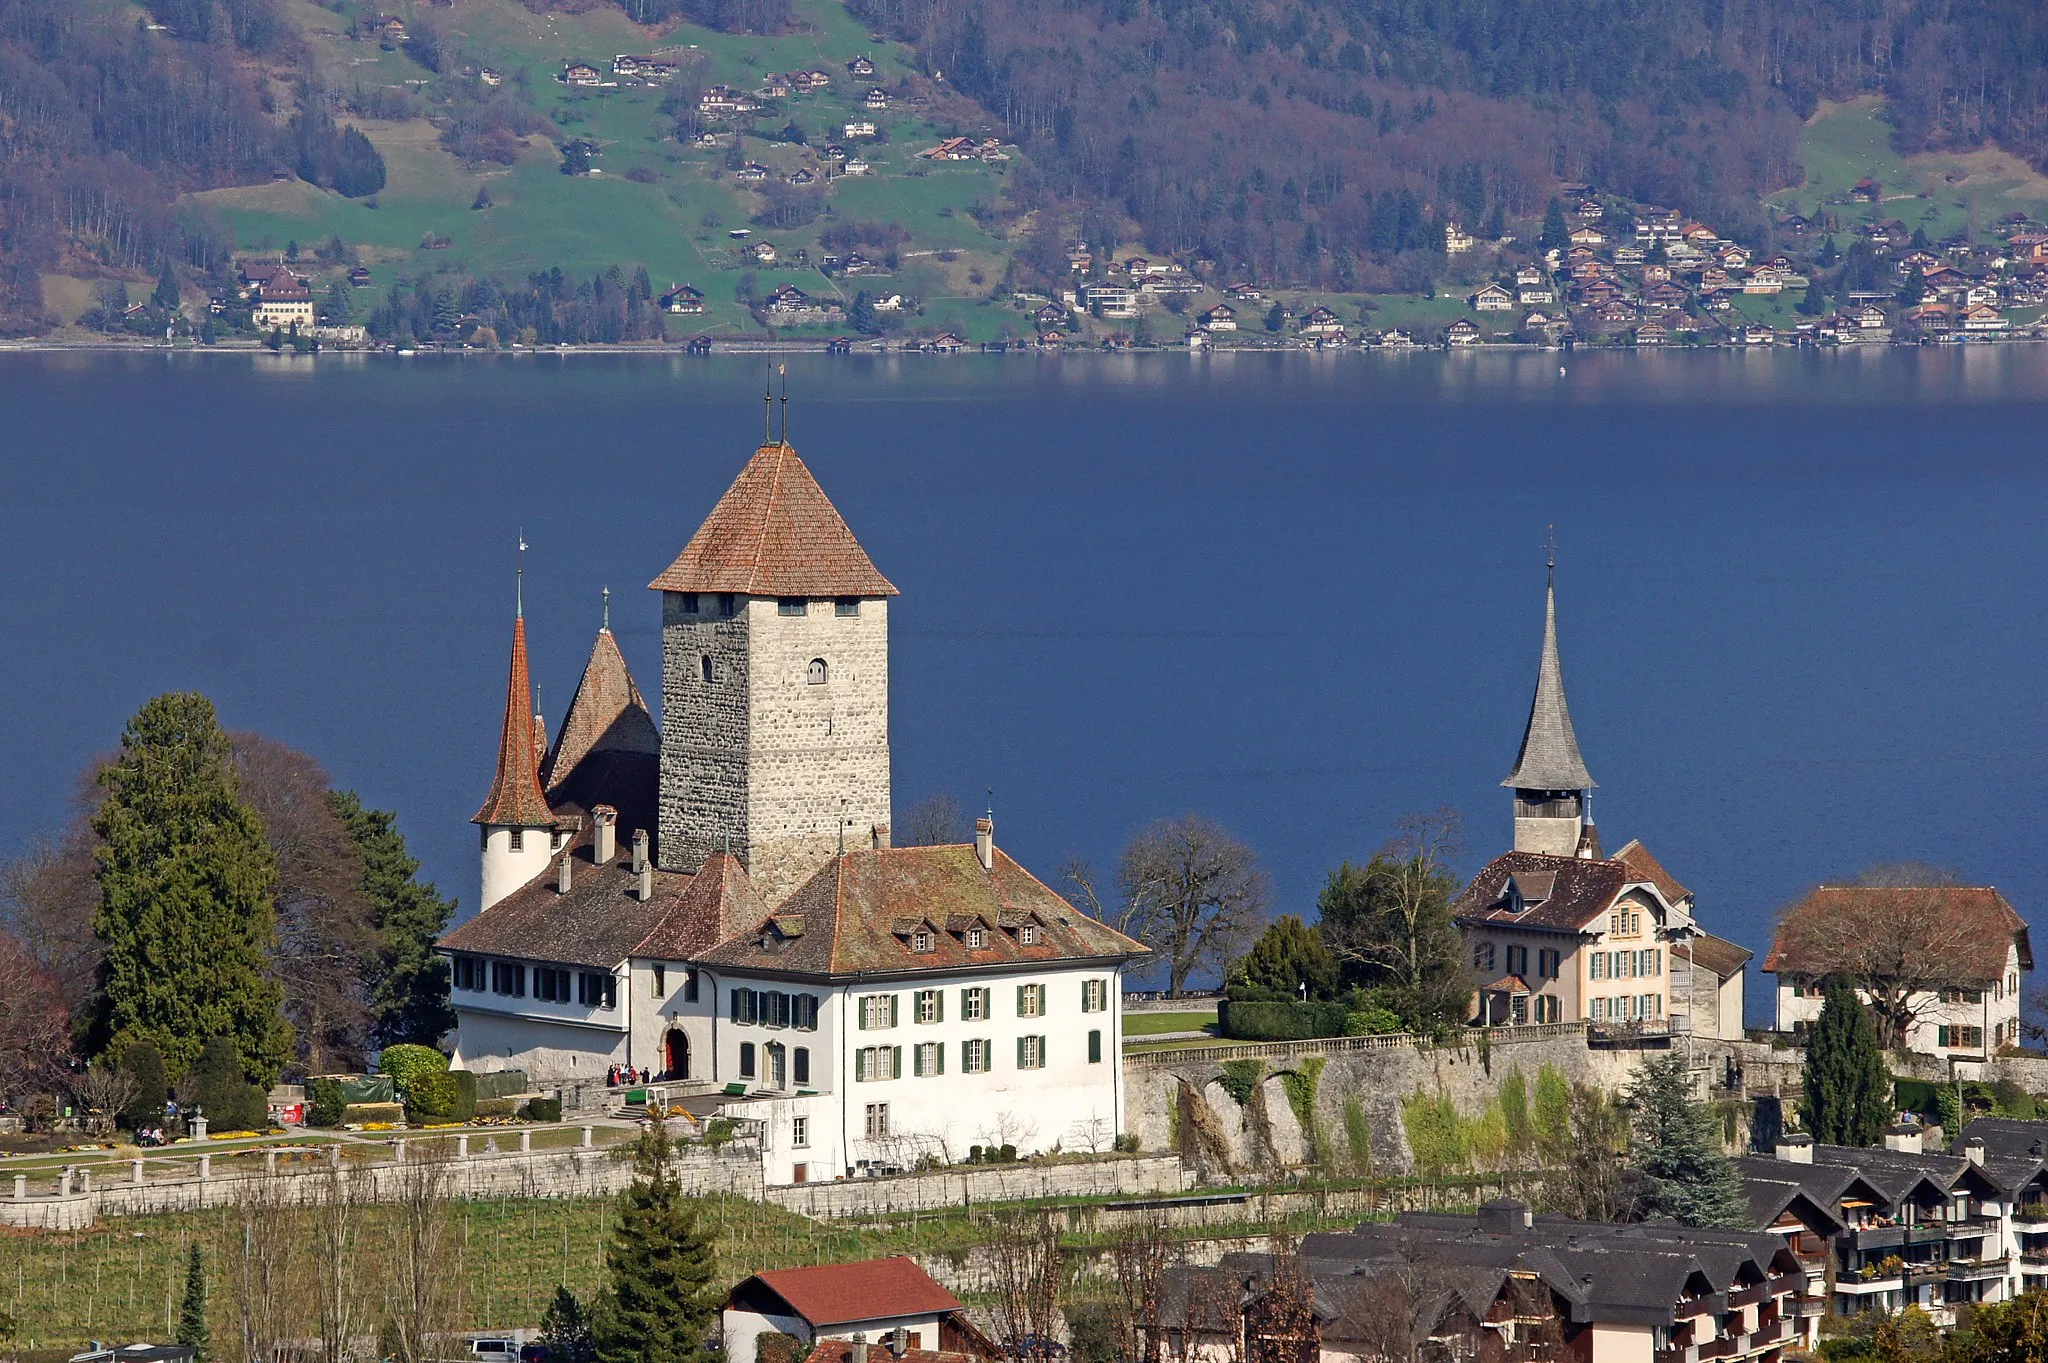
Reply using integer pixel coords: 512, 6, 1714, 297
1948, 1254, 2013, 1283
2014, 1204, 2048, 1231
1942, 1217, 2001, 1242
1847, 1224, 1909, 1251
1836, 1274, 1903, 1295
1904, 1262, 1949, 1286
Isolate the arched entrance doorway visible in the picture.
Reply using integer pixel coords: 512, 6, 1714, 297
664, 1029, 689, 1080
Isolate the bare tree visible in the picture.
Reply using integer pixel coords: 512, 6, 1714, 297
1770, 864, 1988, 1049
1106, 1216, 1178, 1363
380, 1155, 457, 1363
231, 734, 380, 1072
985, 1211, 1065, 1353
233, 1175, 308, 1363
0, 823, 104, 1020
312, 1164, 373, 1363
71, 1061, 137, 1135
0, 928, 71, 1101
1245, 1238, 1318, 1363
900, 793, 970, 846
1541, 1084, 1637, 1222
1070, 815, 1269, 996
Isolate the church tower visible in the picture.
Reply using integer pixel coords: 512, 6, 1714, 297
473, 600, 558, 911
1502, 561, 1597, 856
648, 438, 896, 903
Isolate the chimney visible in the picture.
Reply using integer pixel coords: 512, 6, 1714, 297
557, 853, 573, 894
851, 1341, 869, 1363
638, 862, 654, 902
1965, 1137, 1986, 1167
1775, 1133, 1814, 1164
1476, 1198, 1531, 1234
1883, 1122, 1924, 1154
593, 805, 618, 865
631, 828, 649, 874
888, 1329, 908, 1359
872, 822, 891, 850
974, 815, 994, 871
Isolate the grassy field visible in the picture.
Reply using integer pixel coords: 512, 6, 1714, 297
1122, 1011, 1218, 1038
1771, 97, 2048, 243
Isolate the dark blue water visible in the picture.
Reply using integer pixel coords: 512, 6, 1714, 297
9, 345, 2048, 1022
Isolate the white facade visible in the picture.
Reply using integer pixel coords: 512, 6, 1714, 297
1773, 943, 2024, 1060
723, 1307, 943, 1363
478, 825, 562, 913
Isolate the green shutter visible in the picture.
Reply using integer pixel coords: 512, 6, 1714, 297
1016, 1035, 1027, 1068
1089, 1029, 1102, 1064
888, 995, 899, 1028
857, 996, 868, 1030
891, 1045, 902, 1079
1016, 984, 1026, 1015
935, 991, 944, 1024
934, 1044, 945, 1076
913, 1045, 925, 1078
855, 1049, 867, 1082
1038, 1035, 1047, 1067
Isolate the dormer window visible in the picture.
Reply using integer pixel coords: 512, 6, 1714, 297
912, 929, 933, 952
967, 927, 985, 949
1019, 924, 1038, 946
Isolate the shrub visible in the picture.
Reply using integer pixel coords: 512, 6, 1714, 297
704, 1118, 736, 1147
1113, 1133, 1140, 1153
187, 1036, 268, 1132
118, 1040, 169, 1129
1218, 999, 1349, 1041
521, 1096, 562, 1122
341, 1101, 405, 1125
308, 1078, 347, 1127
476, 1097, 518, 1118
404, 1069, 459, 1122
448, 1068, 478, 1122
1344, 1006, 1404, 1036
1219, 1059, 1265, 1105
378, 1044, 449, 1098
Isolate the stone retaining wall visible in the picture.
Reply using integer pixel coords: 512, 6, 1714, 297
763, 1154, 1187, 1216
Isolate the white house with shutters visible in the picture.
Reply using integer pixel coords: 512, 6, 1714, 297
440, 434, 1148, 1184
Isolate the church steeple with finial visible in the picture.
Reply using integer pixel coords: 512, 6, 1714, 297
474, 544, 558, 911
1502, 533, 1597, 856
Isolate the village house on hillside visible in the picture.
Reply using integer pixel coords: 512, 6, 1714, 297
439, 438, 1148, 1185
1766, 884, 2030, 1058
1453, 566, 1748, 1036
722, 1257, 995, 1363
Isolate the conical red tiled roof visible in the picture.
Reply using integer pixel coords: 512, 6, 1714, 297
473, 615, 554, 827
648, 442, 897, 598
544, 627, 660, 793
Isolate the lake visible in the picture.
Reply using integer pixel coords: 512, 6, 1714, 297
9, 343, 2048, 1021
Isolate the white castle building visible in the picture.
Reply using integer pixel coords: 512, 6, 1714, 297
440, 436, 1146, 1183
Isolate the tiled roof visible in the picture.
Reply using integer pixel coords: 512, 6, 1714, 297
1957, 1117, 2048, 1161
648, 442, 898, 598
1612, 839, 1691, 905
1452, 851, 1635, 933
1502, 576, 1596, 792
744, 1256, 961, 1326
635, 851, 766, 960
1684, 933, 1753, 980
473, 616, 554, 827
693, 842, 1149, 978
1763, 885, 2030, 979
544, 627, 659, 795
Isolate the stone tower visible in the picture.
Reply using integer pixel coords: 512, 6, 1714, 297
648, 440, 896, 902
473, 603, 559, 912
1501, 565, 1597, 857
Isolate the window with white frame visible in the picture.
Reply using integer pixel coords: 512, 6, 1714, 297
1019, 924, 1039, 945
1589, 953, 1608, 980
967, 926, 986, 948
1589, 998, 1607, 1021
911, 928, 933, 952
914, 1041, 945, 1076
1016, 983, 1046, 1017
792, 1116, 809, 1148
961, 987, 989, 1021
1081, 979, 1109, 1012
1506, 945, 1528, 976
914, 989, 942, 1024
858, 994, 898, 1029
1017, 1035, 1046, 1069
855, 1046, 901, 1081
1473, 942, 1496, 972
962, 1038, 991, 1073
794, 993, 819, 1030
1537, 948, 1559, 978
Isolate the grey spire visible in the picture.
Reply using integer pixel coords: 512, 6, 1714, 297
1501, 572, 1596, 791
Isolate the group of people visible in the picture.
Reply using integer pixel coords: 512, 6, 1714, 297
135, 1127, 171, 1147
605, 1064, 647, 1087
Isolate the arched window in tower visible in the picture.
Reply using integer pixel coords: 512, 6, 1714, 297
807, 658, 828, 685
701, 655, 714, 683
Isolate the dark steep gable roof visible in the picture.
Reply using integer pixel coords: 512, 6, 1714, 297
1452, 850, 1636, 933
1502, 576, 1596, 791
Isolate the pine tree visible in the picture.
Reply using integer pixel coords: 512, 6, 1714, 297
91, 692, 292, 1083
1625, 1052, 1749, 1228
177, 1243, 210, 1363
153, 260, 180, 312
332, 791, 457, 1048
594, 1127, 718, 1363
541, 1287, 598, 1363
1233, 916, 1338, 1001
1540, 198, 1570, 253
1803, 974, 1889, 1147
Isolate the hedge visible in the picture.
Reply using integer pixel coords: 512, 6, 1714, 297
475, 1097, 519, 1118
521, 1096, 562, 1122
475, 1069, 529, 1100
308, 1078, 347, 1128
405, 1068, 477, 1123
341, 1101, 406, 1125
378, 1044, 449, 1098
1218, 999, 1351, 1041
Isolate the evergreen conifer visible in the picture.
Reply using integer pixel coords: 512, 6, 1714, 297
177, 1244, 210, 1362
1803, 974, 1889, 1147
1234, 916, 1339, 1000
332, 791, 457, 1048
1625, 1052, 1749, 1227
118, 1039, 169, 1129
1541, 198, 1570, 253
91, 693, 291, 1083
153, 260, 180, 312
593, 1127, 718, 1363
541, 1287, 598, 1363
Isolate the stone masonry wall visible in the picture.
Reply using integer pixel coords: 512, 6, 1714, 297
763, 1153, 1186, 1217
660, 591, 755, 872
743, 595, 890, 904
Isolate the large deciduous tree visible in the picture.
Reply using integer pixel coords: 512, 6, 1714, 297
1625, 1053, 1748, 1228
1316, 809, 1468, 1031
1070, 814, 1269, 997
0, 929, 70, 1101
1802, 974, 1889, 1148
91, 693, 292, 1084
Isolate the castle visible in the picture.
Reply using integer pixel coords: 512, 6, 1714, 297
440, 434, 1146, 1184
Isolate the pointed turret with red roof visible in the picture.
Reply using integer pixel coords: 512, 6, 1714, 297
474, 590, 558, 911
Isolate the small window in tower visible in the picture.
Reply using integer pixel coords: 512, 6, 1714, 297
807, 658, 828, 684
680, 592, 699, 614
778, 597, 808, 616
701, 655, 714, 683
509, 829, 525, 852
718, 593, 736, 616
836, 597, 860, 617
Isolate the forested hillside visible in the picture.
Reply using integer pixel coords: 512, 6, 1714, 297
854, 0, 2048, 285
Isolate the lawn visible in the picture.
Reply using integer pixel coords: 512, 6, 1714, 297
1122, 1010, 1218, 1037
